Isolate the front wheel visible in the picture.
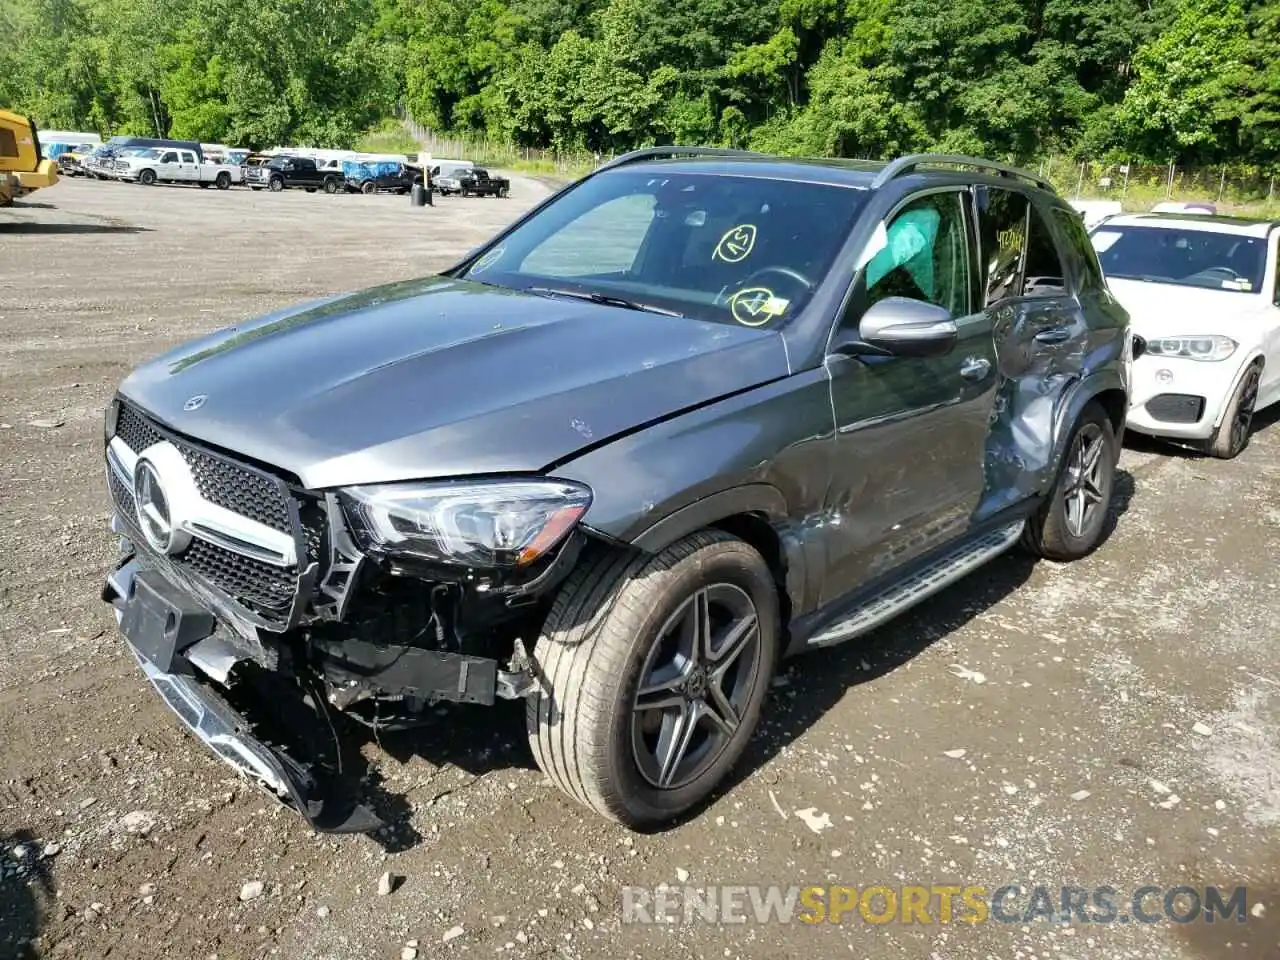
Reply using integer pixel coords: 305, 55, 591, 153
360, 181, 376, 195
529, 531, 778, 827
268, 177, 284, 192
323, 179, 339, 195
1021, 401, 1117, 561
138, 169, 156, 186
1208, 362, 1263, 459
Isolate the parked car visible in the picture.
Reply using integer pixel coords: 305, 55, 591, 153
246, 155, 344, 193
53, 143, 98, 176
111, 147, 241, 189
342, 159, 423, 194
1090, 212, 1280, 458
100, 148, 1130, 834
435, 166, 509, 197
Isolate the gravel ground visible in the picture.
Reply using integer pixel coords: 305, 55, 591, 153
1, 176, 1278, 960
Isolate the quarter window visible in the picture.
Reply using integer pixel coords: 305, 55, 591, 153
1051, 207, 1106, 294
864, 192, 970, 317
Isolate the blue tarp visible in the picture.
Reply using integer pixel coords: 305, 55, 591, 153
342, 159, 401, 181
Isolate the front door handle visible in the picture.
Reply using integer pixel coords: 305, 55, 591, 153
1034, 326, 1072, 345
960, 357, 991, 381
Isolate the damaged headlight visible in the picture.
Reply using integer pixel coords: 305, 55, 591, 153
341, 479, 592, 568
1145, 335, 1237, 361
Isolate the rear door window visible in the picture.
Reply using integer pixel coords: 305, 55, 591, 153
1023, 205, 1070, 297
179, 151, 197, 164
160, 151, 178, 163
975, 187, 1028, 306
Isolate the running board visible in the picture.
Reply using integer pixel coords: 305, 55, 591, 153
806, 520, 1025, 648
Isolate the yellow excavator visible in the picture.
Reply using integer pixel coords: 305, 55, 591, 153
1, 109, 59, 206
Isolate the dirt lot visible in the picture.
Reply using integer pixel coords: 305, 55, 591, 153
1, 176, 1278, 960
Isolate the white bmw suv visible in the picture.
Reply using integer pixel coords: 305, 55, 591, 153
1090, 213, 1280, 458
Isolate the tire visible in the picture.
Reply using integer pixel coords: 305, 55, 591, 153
268, 177, 284, 193
1208, 361, 1263, 459
138, 169, 156, 186
1021, 400, 1116, 561
361, 181, 376, 195
528, 530, 779, 827
323, 179, 339, 195
215, 173, 231, 190
498, 186, 509, 198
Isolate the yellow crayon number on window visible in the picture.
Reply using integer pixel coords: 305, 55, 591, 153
728, 287, 789, 327
714, 224, 757, 263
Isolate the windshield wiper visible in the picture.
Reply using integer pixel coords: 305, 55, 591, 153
528, 286, 684, 318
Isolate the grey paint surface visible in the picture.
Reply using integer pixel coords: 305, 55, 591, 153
115, 156, 1130, 629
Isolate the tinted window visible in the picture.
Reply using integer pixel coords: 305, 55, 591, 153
160, 151, 178, 163
977, 188, 1028, 306
1023, 205, 1069, 297
473, 168, 489, 178
864, 191, 970, 317
179, 151, 196, 163
463, 170, 867, 327
1051, 207, 1106, 294
1090, 225, 1266, 294
0, 128, 16, 158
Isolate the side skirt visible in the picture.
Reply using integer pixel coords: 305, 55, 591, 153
787, 506, 1036, 656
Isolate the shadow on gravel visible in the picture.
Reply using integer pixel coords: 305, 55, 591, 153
0, 221, 148, 235
1172, 862, 1279, 959
696, 467, 1138, 827
0, 829, 53, 960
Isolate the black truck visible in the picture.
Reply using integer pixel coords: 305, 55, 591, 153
435, 166, 510, 197
245, 155, 344, 194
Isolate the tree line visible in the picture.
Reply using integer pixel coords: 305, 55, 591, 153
3, 0, 1277, 166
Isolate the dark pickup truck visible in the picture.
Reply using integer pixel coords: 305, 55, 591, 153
246, 156, 345, 194
435, 166, 510, 197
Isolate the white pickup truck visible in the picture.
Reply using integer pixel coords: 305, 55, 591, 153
111, 147, 242, 190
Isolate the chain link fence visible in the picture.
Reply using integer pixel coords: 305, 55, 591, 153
1037, 157, 1280, 213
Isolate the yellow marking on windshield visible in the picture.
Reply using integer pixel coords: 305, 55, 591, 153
714, 224, 758, 263
728, 287, 788, 327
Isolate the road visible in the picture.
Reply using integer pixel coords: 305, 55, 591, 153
1, 176, 1278, 960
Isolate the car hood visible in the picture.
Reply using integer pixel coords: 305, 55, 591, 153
1107, 277, 1269, 337
118, 277, 790, 489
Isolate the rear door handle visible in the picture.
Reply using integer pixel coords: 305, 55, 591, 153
1034, 326, 1072, 345
960, 357, 991, 381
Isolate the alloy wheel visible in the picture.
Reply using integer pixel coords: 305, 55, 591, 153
1062, 422, 1107, 539
630, 583, 763, 791
1230, 368, 1260, 454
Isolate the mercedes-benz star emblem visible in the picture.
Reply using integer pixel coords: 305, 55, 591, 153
183, 394, 207, 412
134, 460, 175, 553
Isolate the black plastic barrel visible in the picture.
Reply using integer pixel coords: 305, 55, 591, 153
411, 183, 427, 206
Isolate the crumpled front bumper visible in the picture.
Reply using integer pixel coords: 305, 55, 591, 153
102, 556, 384, 834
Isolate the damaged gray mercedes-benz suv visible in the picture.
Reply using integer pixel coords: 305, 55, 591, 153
102, 148, 1133, 832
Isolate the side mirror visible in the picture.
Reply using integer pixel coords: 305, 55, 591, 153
1132, 333, 1147, 360
832, 297, 958, 359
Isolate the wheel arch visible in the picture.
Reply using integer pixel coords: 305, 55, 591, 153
1049, 369, 1128, 480
625, 485, 801, 641
1210, 351, 1266, 429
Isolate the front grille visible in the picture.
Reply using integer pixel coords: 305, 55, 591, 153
115, 405, 292, 532
108, 402, 314, 625
1146, 393, 1205, 424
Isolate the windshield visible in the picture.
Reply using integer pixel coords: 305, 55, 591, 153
458, 169, 867, 326
1091, 224, 1266, 294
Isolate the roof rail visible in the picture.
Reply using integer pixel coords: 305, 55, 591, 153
872, 153, 1053, 192
596, 146, 768, 173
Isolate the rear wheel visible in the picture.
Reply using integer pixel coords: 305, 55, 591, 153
528, 531, 778, 827
1208, 361, 1263, 459
498, 185, 509, 198
215, 172, 231, 190
1021, 401, 1116, 561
